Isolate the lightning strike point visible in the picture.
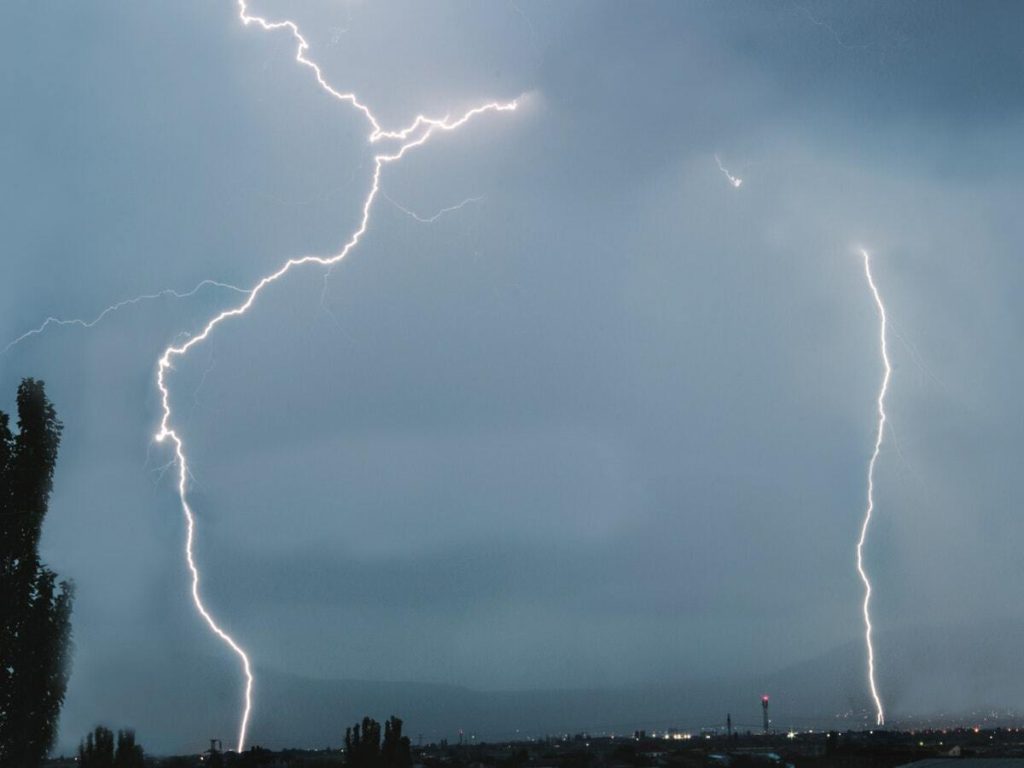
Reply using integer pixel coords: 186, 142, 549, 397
857, 247, 889, 727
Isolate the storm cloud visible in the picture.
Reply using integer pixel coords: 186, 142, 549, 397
2, 0, 1024, 754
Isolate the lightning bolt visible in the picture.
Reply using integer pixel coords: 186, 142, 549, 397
714, 154, 743, 188
383, 191, 485, 224
151, 1, 520, 752
793, 4, 871, 52
857, 247, 889, 727
1, 280, 248, 355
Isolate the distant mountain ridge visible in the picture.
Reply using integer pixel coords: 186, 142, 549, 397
58, 617, 1024, 754
248, 617, 1024, 748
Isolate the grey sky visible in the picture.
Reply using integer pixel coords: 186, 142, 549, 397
2, 0, 1024, 755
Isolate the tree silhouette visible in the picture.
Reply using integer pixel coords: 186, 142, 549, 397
77, 726, 145, 768
78, 726, 115, 768
382, 716, 412, 768
0, 379, 74, 766
114, 729, 145, 768
346, 716, 411, 768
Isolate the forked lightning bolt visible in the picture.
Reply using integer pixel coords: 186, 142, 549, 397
152, 1, 519, 752
1, 280, 248, 355
383, 191, 485, 224
857, 248, 889, 727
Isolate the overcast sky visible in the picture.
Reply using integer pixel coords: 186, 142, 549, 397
3, 0, 1024, 755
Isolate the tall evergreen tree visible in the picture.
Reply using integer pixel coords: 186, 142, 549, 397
0, 379, 74, 766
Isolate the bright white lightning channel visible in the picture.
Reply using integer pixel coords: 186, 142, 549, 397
714, 154, 743, 188
152, 1, 520, 753
857, 247, 889, 727
1, 280, 248, 355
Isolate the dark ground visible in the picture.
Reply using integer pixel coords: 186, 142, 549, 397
43, 727, 1024, 768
